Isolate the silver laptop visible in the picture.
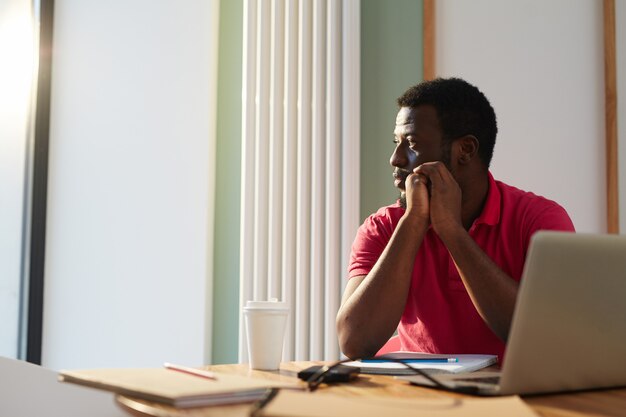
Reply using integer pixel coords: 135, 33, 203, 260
404, 231, 626, 395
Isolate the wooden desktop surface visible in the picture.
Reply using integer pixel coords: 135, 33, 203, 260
115, 361, 626, 417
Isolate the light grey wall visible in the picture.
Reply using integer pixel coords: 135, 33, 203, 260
43, 0, 219, 369
437, 0, 606, 232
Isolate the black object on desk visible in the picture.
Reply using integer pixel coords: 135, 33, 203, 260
297, 365, 359, 383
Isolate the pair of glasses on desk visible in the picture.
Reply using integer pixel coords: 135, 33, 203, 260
249, 355, 479, 417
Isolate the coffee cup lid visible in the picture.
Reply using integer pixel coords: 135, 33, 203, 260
244, 298, 288, 310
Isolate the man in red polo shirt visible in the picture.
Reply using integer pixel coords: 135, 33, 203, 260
336, 78, 575, 361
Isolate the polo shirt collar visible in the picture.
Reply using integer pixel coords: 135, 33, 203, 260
473, 171, 500, 226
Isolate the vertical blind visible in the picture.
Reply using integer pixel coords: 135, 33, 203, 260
239, 0, 360, 362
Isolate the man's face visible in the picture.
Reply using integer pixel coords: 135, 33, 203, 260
390, 105, 450, 206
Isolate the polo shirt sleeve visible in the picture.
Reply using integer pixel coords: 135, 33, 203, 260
530, 203, 575, 231
347, 208, 398, 279
522, 201, 576, 253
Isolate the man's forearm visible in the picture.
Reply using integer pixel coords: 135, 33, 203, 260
438, 226, 519, 341
336, 215, 428, 359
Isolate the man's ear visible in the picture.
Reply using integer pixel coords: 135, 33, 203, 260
456, 135, 479, 165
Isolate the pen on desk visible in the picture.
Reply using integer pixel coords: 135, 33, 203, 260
163, 362, 218, 380
363, 358, 459, 363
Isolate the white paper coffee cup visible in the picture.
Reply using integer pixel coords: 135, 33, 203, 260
244, 299, 289, 370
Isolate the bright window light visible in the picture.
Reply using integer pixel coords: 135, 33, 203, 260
0, 0, 37, 359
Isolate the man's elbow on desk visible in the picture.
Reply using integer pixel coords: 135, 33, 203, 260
336, 315, 381, 360
338, 335, 377, 360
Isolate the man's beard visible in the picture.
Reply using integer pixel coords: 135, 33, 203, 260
399, 192, 407, 209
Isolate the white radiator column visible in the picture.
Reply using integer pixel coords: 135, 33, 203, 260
239, 0, 360, 363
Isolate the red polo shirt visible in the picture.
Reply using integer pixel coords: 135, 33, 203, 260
348, 173, 575, 360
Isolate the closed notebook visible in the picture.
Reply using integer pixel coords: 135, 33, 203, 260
343, 352, 498, 375
59, 368, 300, 408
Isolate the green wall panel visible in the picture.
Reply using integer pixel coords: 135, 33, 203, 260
360, 0, 423, 221
212, 0, 243, 364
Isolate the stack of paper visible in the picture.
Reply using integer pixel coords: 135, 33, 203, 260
343, 352, 498, 375
59, 368, 300, 408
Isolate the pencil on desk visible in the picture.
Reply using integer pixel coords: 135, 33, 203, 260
163, 362, 218, 380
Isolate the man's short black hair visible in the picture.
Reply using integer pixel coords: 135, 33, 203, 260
397, 77, 498, 167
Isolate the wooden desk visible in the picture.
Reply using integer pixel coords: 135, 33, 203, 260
116, 362, 626, 417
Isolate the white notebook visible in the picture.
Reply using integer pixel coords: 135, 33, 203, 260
343, 352, 498, 375
59, 368, 300, 408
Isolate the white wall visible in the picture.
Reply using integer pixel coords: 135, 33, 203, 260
436, 0, 605, 233
43, 0, 219, 369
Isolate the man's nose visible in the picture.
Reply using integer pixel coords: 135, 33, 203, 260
390, 143, 408, 168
